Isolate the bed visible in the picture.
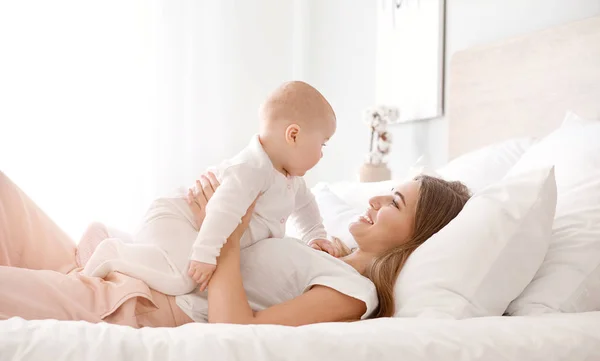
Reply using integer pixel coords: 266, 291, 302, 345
3, 312, 600, 360
3, 15, 600, 361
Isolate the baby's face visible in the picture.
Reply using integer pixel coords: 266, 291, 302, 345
285, 118, 336, 177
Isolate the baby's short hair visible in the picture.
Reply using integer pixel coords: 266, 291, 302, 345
259, 81, 335, 131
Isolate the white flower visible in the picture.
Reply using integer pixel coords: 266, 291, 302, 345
363, 107, 388, 132
379, 106, 400, 124
377, 131, 392, 154
373, 118, 387, 133
371, 152, 383, 165
386, 107, 400, 123
379, 130, 392, 144
363, 108, 378, 126
363, 105, 399, 165
376, 105, 389, 116
377, 140, 391, 154
365, 151, 383, 165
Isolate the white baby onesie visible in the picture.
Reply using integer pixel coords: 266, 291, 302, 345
82, 135, 327, 295
192, 134, 327, 264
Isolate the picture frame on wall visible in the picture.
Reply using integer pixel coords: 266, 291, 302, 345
376, 0, 446, 123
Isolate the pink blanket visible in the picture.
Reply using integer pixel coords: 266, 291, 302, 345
0, 171, 191, 327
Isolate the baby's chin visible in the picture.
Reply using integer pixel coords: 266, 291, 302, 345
287, 169, 306, 177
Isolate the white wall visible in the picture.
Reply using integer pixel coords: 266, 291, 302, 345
301, 0, 378, 185
156, 0, 299, 192
306, 0, 600, 184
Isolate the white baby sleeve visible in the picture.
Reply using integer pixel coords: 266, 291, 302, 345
191, 165, 266, 264
290, 179, 328, 244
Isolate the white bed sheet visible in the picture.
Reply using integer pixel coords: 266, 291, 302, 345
2, 312, 599, 361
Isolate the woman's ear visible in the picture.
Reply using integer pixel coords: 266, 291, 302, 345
285, 124, 301, 145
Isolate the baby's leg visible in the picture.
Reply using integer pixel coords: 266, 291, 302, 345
82, 198, 199, 295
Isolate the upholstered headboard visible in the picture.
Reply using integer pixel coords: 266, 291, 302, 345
448, 15, 600, 159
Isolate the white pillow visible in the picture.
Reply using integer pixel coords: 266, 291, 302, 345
506, 119, 600, 315
561, 110, 597, 128
310, 184, 360, 249
437, 137, 536, 193
394, 166, 557, 319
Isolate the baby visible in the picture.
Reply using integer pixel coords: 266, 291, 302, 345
82, 81, 338, 295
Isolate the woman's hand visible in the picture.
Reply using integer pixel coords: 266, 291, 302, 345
185, 172, 220, 226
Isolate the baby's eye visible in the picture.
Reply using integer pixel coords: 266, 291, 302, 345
322, 143, 327, 147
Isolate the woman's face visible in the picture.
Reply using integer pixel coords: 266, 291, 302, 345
349, 180, 420, 254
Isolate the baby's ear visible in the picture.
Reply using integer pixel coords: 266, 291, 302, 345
284, 124, 301, 144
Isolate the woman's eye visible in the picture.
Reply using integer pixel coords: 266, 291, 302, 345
391, 200, 400, 209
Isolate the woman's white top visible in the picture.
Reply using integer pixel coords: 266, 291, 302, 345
176, 238, 379, 322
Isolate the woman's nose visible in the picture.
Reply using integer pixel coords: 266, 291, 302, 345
369, 196, 381, 210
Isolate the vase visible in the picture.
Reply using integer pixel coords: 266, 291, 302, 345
359, 163, 392, 183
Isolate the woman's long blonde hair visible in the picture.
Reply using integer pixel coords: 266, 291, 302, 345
335, 175, 471, 318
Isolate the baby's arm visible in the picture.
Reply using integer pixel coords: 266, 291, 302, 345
290, 182, 341, 257
191, 165, 265, 265
289, 179, 328, 244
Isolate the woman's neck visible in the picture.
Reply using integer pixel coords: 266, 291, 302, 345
341, 249, 376, 276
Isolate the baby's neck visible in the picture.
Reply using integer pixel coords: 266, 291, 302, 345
258, 134, 288, 176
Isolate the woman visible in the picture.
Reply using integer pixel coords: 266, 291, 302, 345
0, 170, 470, 326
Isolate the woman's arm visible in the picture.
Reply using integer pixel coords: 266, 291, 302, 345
188, 173, 367, 326
207, 224, 366, 325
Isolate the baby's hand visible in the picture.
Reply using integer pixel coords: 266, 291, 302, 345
309, 238, 341, 258
188, 260, 216, 292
